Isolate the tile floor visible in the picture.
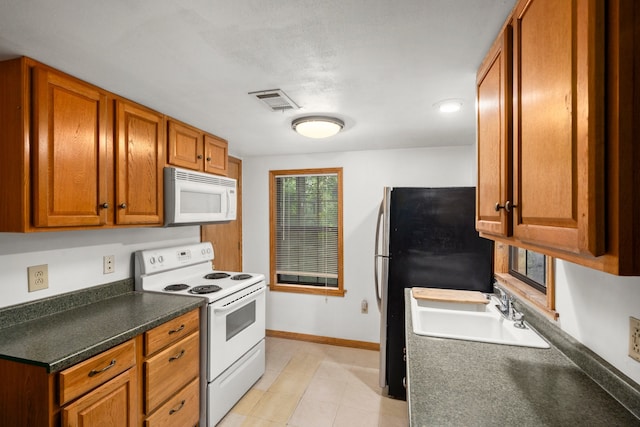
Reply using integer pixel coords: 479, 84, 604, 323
217, 336, 409, 427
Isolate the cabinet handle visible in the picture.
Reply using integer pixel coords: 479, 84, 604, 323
168, 324, 185, 335
119, 203, 127, 209
206, 157, 212, 161
495, 201, 517, 212
197, 154, 203, 159
100, 203, 109, 209
88, 359, 116, 377
169, 400, 186, 415
169, 349, 185, 362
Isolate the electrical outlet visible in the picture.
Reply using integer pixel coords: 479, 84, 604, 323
630, 317, 640, 363
27, 264, 49, 292
103, 255, 115, 274
361, 299, 368, 314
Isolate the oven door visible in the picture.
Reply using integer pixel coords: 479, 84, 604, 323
208, 282, 266, 381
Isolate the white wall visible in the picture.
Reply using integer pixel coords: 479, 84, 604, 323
0, 227, 200, 308
242, 146, 476, 343
555, 260, 640, 385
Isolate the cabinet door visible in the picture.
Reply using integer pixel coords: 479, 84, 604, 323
476, 26, 512, 237
32, 68, 108, 227
115, 101, 164, 224
62, 368, 138, 427
203, 134, 228, 176
167, 120, 203, 171
145, 331, 199, 413
512, 0, 605, 255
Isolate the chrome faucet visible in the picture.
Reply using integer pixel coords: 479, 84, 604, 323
495, 286, 528, 328
495, 287, 512, 318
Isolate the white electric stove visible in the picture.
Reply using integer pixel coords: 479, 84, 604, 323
134, 242, 266, 426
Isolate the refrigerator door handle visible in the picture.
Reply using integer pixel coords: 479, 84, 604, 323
374, 201, 386, 311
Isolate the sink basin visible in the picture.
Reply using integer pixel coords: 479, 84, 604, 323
410, 294, 550, 349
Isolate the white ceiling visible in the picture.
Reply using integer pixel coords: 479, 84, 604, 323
0, 0, 516, 157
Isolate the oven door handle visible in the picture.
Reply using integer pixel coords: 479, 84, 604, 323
213, 287, 266, 314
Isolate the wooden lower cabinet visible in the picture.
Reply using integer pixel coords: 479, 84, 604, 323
144, 378, 199, 427
0, 309, 201, 426
62, 368, 138, 427
142, 310, 200, 427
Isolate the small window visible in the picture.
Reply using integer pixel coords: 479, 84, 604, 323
494, 244, 556, 319
269, 168, 344, 296
509, 247, 546, 293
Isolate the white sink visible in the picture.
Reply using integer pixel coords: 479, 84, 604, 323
410, 294, 550, 349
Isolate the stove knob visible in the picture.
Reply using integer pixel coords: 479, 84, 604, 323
158, 256, 164, 263
149, 257, 156, 264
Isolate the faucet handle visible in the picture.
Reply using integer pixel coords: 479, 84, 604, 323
513, 311, 527, 329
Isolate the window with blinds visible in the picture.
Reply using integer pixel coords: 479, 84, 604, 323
269, 168, 344, 296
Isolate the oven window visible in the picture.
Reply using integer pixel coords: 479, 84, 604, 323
226, 300, 256, 341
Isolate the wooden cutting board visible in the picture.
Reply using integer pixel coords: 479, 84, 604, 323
411, 287, 489, 304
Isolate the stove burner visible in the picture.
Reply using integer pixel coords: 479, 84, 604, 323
189, 285, 222, 294
164, 284, 189, 291
204, 272, 231, 280
231, 274, 252, 280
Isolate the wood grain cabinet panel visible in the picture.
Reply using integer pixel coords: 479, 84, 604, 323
144, 331, 199, 413
476, 25, 512, 238
476, 0, 640, 275
204, 134, 229, 176
62, 368, 138, 427
511, 0, 605, 256
115, 100, 165, 225
0, 313, 201, 426
168, 118, 229, 176
144, 378, 199, 427
32, 66, 109, 228
144, 308, 199, 356
167, 120, 203, 171
59, 339, 136, 405
0, 57, 167, 231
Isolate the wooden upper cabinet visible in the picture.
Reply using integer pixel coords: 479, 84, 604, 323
204, 134, 229, 176
476, 0, 640, 275
167, 120, 203, 171
115, 100, 164, 225
476, 24, 512, 238
168, 119, 229, 176
511, 0, 605, 256
32, 67, 109, 227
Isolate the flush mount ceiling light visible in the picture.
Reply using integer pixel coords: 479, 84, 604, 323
434, 99, 463, 113
291, 116, 344, 139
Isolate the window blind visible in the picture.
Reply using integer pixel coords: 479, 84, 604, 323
275, 173, 339, 286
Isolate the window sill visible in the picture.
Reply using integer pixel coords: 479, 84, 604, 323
269, 283, 346, 297
494, 272, 559, 320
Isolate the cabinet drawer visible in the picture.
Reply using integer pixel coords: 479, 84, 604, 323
145, 309, 199, 356
62, 367, 138, 427
145, 331, 199, 412
145, 378, 199, 427
59, 339, 136, 405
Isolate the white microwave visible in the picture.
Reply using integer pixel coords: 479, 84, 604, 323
164, 167, 237, 226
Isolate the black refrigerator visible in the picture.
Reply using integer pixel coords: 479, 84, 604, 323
374, 187, 494, 399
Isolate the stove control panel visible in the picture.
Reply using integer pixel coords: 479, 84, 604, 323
135, 242, 214, 275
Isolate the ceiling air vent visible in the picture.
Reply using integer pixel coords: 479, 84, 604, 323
249, 89, 299, 112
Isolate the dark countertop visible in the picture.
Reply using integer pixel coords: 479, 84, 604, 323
0, 280, 205, 373
404, 290, 640, 426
